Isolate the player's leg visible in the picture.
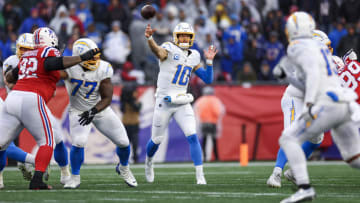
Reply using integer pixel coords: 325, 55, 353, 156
174, 104, 206, 184
20, 94, 55, 189
6, 141, 34, 181
64, 109, 91, 189
279, 103, 347, 202
145, 99, 172, 182
211, 125, 219, 161
50, 112, 70, 184
93, 108, 137, 187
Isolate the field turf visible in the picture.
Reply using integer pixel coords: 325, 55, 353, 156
0, 162, 359, 203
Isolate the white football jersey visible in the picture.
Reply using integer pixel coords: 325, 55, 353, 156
155, 42, 201, 98
2, 55, 19, 92
286, 38, 344, 105
65, 60, 113, 111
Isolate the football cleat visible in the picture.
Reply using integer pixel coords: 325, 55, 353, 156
284, 169, 297, 185
64, 175, 80, 189
17, 162, 33, 181
43, 165, 50, 181
280, 187, 316, 203
29, 179, 52, 190
196, 174, 207, 185
0, 171, 4, 189
60, 166, 71, 185
116, 164, 138, 187
145, 156, 154, 183
267, 172, 282, 188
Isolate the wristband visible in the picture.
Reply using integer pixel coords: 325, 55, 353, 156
206, 59, 213, 65
147, 35, 153, 40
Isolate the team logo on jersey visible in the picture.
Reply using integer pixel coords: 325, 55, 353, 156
173, 54, 180, 60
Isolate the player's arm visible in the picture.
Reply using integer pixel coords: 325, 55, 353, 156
43, 48, 101, 71
193, 45, 218, 84
78, 78, 112, 126
59, 70, 68, 79
145, 24, 168, 61
5, 67, 19, 85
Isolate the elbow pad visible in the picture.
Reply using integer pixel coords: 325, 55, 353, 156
164, 93, 194, 105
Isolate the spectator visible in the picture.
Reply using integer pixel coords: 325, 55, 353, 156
329, 21, 348, 55
244, 39, 263, 75
120, 84, 141, 163
121, 61, 137, 82
338, 24, 360, 56
107, 0, 131, 33
37, 0, 56, 23
340, 0, 360, 24
86, 23, 102, 48
103, 21, 131, 69
184, 0, 208, 23
18, 8, 46, 34
237, 62, 257, 83
76, 0, 94, 30
2, 2, 21, 31
165, 5, 179, 32
69, 3, 85, 36
194, 86, 225, 161
262, 31, 285, 70
210, 3, 231, 31
2, 32, 17, 59
257, 61, 275, 81
50, 5, 75, 36
152, 9, 171, 44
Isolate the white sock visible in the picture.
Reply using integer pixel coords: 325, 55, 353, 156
195, 165, 204, 176
25, 154, 35, 165
146, 156, 153, 162
61, 165, 70, 176
273, 167, 282, 175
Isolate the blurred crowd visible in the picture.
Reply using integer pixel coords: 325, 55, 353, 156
0, 0, 359, 85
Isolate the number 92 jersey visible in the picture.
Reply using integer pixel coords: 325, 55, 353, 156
338, 60, 360, 104
156, 42, 201, 98
64, 60, 113, 112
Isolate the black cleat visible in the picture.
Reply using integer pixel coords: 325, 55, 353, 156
29, 180, 52, 190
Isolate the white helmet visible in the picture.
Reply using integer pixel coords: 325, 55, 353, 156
16, 33, 34, 58
33, 27, 58, 48
343, 49, 358, 65
312, 29, 333, 53
286, 11, 315, 41
173, 22, 195, 49
72, 38, 100, 71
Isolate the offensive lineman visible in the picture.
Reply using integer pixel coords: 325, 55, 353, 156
274, 12, 360, 202
0, 33, 71, 189
61, 38, 137, 189
267, 29, 344, 188
144, 22, 218, 184
0, 27, 99, 189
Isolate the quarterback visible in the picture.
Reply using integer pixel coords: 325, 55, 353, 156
62, 38, 137, 189
144, 22, 218, 184
274, 12, 360, 203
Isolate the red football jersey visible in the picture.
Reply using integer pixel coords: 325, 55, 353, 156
338, 60, 360, 104
13, 46, 61, 103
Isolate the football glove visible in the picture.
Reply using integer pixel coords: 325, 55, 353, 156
80, 48, 101, 61
78, 107, 98, 126
163, 93, 194, 105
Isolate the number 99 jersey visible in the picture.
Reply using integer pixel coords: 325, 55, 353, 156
64, 60, 113, 112
155, 42, 201, 98
338, 60, 360, 104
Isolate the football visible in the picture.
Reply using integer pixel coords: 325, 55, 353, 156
141, 5, 156, 19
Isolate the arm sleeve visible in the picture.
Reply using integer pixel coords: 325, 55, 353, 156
194, 65, 213, 84
44, 56, 65, 71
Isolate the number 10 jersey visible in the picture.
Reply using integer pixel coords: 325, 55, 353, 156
155, 42, 201, 98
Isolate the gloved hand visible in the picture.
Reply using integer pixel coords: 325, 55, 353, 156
80, 48, 101, 61
78, 107, 98, 126
164, 96, 172, 103
273, 64, 286, 79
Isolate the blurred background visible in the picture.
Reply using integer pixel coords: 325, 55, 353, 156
0, 0, 353, 164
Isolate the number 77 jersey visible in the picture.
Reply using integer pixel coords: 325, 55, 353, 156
338, 60, 360, 104
64, 60, 113, 111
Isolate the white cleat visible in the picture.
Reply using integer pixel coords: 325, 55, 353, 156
196, 174, 207, 185
284, 169, 296, 185
267, 172, 282, 188
280, 187, 316, 203
116, 164, 138, 187
60, 166, 71, 185
145, 157, 154, 183
0, 171, 4, 189
64, 175, 80, 189
17, 162, 33, 181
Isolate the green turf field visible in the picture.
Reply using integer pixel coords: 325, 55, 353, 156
0, 162, 359, 203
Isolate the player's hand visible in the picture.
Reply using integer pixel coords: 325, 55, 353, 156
145, 24, 156, 39
273, 64, 286, 79
78, 107, 98, 126
204, 45, 218, 61
80, 48, 101, 61
164, 96, 172, 103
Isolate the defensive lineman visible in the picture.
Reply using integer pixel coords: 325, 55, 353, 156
0, 33, 70, 188
274, 12, 360, 202
62, 38, 137, 189
144, 22, 218, 184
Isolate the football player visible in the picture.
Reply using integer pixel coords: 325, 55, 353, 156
0, 27, 99, 189
274, 12, 360, 203
0, 33, 71, 189
267, 29, 343, 188
338, 49, 360, 102
144, 22, 218, 184
61, 38, 137, 189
